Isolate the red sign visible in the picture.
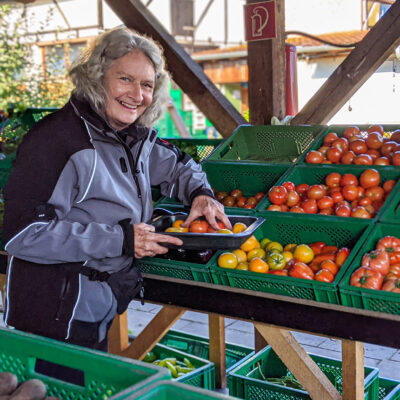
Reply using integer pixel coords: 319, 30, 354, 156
244, 1, 276, 42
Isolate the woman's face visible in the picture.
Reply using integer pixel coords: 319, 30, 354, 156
103, 50, 156, 130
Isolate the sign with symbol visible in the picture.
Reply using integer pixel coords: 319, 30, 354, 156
244, 1, 276, 42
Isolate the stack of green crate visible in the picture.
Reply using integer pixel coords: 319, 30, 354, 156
160, 329, 254, 373
110, 380, 237, 400
0, 328, 170, 400
228, 346, 379, 400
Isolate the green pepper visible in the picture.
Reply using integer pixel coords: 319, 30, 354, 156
143, 352, 157, 363
165, 360, 178, 378
183, 358, 195, 369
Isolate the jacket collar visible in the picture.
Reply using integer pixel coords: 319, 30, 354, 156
69, 94, 150, 143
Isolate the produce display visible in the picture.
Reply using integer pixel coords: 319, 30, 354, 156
0, 372, 59, 400
164, 218, 247, 234
305, 125, 400, 165
350, 236, 400, 292
217, 235, 350, 282
213, 188, 265, 209
266, 169, 395, 218
143, 352, 196, 379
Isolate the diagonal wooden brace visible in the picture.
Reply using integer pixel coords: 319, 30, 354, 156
254, 323, 342, 400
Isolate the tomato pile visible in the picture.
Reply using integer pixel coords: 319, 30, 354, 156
350, 236, 400, 292
305, 125, 400, 166
165, 219, 247, 234
217, 235, 350, 282
267, 169, 395, 218
213, 188, 265, 209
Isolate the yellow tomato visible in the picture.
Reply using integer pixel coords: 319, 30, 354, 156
260, 238, 272, 249
232, 222, 247, 234
172, 219, 189, 232
232, 249, 247, 264
236, 262, 249, 271
165, 227, 182, 232
218, 229, 233, 234
266, 241, 283, 253
240, 235, 260, 252
282, 251, 294, 263
283, 243, 297, 252
247, 248, 266, 262
293, 244, 314, 264
217, 252, 238, 269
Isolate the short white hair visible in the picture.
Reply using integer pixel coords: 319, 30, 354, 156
69, 28, 169, 128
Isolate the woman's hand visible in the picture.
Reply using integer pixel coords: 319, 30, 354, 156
134, 223, 183, 258
181, 195, 231, 231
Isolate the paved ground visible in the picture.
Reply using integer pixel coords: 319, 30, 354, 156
1, 298, 399, 382
126, 300, 400, 381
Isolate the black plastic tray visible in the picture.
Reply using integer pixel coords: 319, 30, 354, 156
151, 213, 265, 250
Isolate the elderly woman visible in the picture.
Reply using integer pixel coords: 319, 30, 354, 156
3, 27, 229, 352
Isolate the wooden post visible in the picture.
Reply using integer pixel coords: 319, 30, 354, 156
247, 0, 286, 124
342, 340, 365, 400
105, 0, 247, 137
292, 0, 400, 125
108, 311, 129, 354
254, 324, 341, 400
254, 325, 268, 351
209, 314, 226, 388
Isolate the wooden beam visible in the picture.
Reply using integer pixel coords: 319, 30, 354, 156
105, 0, 246, 138
247, 0, 286, 124
254, 324, 341, 400
254, 325, 268, 352
108, 312, 129, 354
209, 314, 226, 388
342, 340, 365, 400
292, 0, 400, 125
119, 305, 184, 360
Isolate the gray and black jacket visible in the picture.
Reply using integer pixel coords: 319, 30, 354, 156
3, 96, 213, 342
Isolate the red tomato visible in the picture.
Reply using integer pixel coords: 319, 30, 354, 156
289, 262, 314, 280
254, 192, 265, 202
392, 151, 400, 166
319, 208, 334, 215
325, 172, 341, 187
361, 249, 390, 275
341, 151, 356, 164
342, 184, 359, 201
343, 126, 360, 139
359, 197, 372, 206
390, 130, 400, 143
307, 185, 326, 200
351, 206, 371, 219
207, 221, 226, 233
340, 174, 358, 187
359, 169, 381, 189
267, 205, 282, 211
306, 151, 324, 164
308, 242, 326, 255
230, 189, 243, 198
286, 190, 300, 207
350, 267, 383, 289
317, 196, 334, 210
335, 204, 351, 217
236, 196, 247, 208
290, 205, 305, 213
318, 146, 330, 155
320, 260, 339, 276
349, 139, 368, 154
189, 220, 209, 233
315, 269, 335, 282
301, 199, 318, 214
366, 149, 380, 159
381, 141, 397, 157
365, 186, 384, 202
323, 132, 339, 146
366, 132, 383, 149
296, 183, 310, 196
374, 157, 390, 166
376, 236, 400, 252
331, 138, 349, 152
367, 125, 384, 134
282, 181, 296, 191
331, 190, 344, 203
354, 154, 373, 165
268, 186, 288, 205
383, 179, 396, 193
357, 186, 365, 199
326, 147, 343, 163
335, 247, 350, 267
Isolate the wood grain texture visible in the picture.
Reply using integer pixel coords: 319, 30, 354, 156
108, 312, 129, 354
342, 340, 365, 400
209, 314, 226, 388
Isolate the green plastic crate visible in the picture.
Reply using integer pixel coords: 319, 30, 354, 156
141, 343, 215, 390
379, 184, 400, 223
160, 329, 254, 373
0, 328, 170, 400
206, 125, 325, 164
339, 222, 400, 315
210, 211, 373, 304
298, 124, 400, 165
378, 378, 400, 400
228, 346, 379, 400
165, 138, 223, 163
0, 152, 15, 189
111, 380, 237, 400
160, 161, 290, 214
257, 164, 400, 221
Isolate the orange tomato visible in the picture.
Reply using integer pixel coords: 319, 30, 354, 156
232, 249, 247, 264
172, 219, 189, 232
315, 269, 335, 282
293, 244, 314, 264
218, 252, 238, 269
189, 220, 209, 233
249, 257, 269, 273
232, 222, 247, 234
240, 235, 260, 252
